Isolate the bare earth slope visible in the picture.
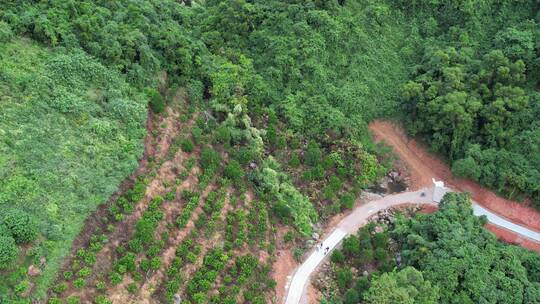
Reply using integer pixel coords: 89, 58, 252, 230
369, 120, 540, 232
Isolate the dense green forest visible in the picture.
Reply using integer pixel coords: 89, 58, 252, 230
398, 0, 540, 205
0, 0, 539, 303
322, 193, 540, 304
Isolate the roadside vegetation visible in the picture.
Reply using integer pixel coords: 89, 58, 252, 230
320, 193, 540, 304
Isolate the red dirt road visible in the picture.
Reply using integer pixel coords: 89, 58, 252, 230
369, 120, 540, 233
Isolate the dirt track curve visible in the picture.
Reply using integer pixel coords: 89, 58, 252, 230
369, 120, 540, 233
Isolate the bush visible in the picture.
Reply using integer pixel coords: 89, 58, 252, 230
215, 125, 231, 144
224, 160, 244, 183
77, 267, 92, 278
15, 280, 30, 295
73, 278, 86, 289
200, 147, 221, 171
181, 138, 194, 152
331, 250, 345, 264
127, 283, 138, 293
63, 271, 73, 280
289, 154, 300, 167
0, 21, 13, 43
109, 272, 123, 285
283, 231, 294, 243
340, 193, 355, 210
67, 296, 81, 304
304, 141, 322, 167
96, 281, 106, 291
146, 88, 165, 114
0, 235, 18, 268
95, 295, 112, 304
336, 267, 353, 291
1, 209, 38, 244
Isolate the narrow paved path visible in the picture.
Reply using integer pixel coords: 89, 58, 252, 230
284, 187, 540, 304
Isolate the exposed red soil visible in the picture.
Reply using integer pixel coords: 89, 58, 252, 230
52, 105, 188, 302
272, 245, 297, 304
369, 120, 540, 233
485, 224, 540, 253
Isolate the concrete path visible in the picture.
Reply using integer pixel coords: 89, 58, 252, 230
283, 187, 540, 304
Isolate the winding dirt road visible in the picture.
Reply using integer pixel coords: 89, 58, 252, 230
283, 120, 540, 304
369, 120, 540, 232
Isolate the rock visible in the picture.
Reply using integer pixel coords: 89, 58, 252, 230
363, 270, 369, 277
312, 232, 320, 240
28, 265, 41, 277
39, 256, 46, 267
174, 294, 182, 304
306, 239, 315, 247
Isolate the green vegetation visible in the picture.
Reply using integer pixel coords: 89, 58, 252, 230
398, 1, 540, 205
322, 193, 540, 304
0, 0, 539, 302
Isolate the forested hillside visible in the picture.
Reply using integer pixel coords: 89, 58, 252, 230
0, 0, 539, 303
397, 0, 540, 206
320, 193, 540, 304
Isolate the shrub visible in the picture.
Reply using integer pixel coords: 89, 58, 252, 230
224, 160, 244, 183
293, 248, 304, 262
67, 296, 81, 304
95, 281, 106, 291
215, 125, 231, 144
336, 267, 353, 291
48, 298, 62, 304
77, 267, 92, 278
1, 209, 38, 243
304, 141, 322, 167
15, 280, 30, 295
73, 278, 86, 289
0, 235, 18, 268
344, 288, 360, 304
200, 147, 221, 172
94, 295, 112, 304
146, 88, 165, 113
191, 126, 203, 144
331, 250, 345, 264
109, 272, 123, 285
181, 138, 194, 152
63, 271, 73, 280
340, 193, 355, 210
127, 283, 138, 293
283, 231, 294, 243
289, 154, 300, 167
0, 21, 13, 43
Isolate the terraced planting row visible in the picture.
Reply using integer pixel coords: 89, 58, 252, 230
46, 102, 278, 304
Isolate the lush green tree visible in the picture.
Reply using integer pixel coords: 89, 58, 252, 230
393, 193, 540, 303
0, 236, 18, 268
1, 210, 38, 244
363, 267, 439, 304
224, 160, 244, 184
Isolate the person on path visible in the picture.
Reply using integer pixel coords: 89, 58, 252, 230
324, 246, 329, 255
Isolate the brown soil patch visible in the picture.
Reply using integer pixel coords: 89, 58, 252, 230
272, 246, 297, 304
54, 106, 190, 302
486, 224, 540, 253
369, 120, 540, 232
305, 283, 322, 304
